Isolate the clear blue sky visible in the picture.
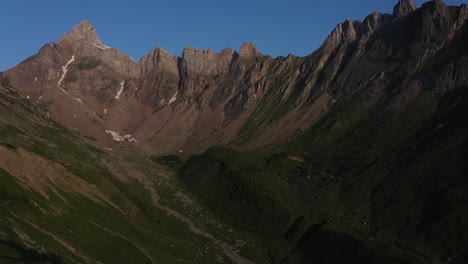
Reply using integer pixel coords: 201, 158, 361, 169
0, 0, 466, 71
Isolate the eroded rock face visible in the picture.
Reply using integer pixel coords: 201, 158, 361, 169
239, 42, 259, 59
139, 46, 178, 77
58, 20, 102, 48
58, 21, 139, 77
393, 0, 417, 17
4, 1, 468, 155
324, 19, 360, 51
182, 47, 236, 75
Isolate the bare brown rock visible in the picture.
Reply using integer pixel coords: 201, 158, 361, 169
182, 47, 236, 75
58, 21, 138, 77
4, 1, 468, 156
239, 42, 259, 59
393, 0, 416, 17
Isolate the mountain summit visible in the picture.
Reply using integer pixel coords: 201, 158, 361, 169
393, 0, 417, 16
5, 0, 468, 154
59, 20, 104, 47
239, 42, 259, 58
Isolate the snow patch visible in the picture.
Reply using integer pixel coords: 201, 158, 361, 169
89, 42, 111, 50
26, 95, 30, 99
114, 81, 125, 100
169, 91, 178, 105
58, 55, 75, 87
103, 109, 107, 115
288, 156, 305, 162
105, 130, 137, 143
38, 96, 42, 100
57, 55, 83, 104
34, 77, 38, 82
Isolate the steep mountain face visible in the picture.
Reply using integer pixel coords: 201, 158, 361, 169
178, 1, 468, 263
0, 80, 256, 263
2, 0, 468, 263
394, 0, 417, 17
7, 1, 467, 157
5, 21, 331, 155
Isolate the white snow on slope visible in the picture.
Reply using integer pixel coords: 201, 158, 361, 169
57, 55, 84, 104
89, 42, 111, 50
105, 130, 137, 143
168, 91, 178, 105
58, 55, 75, 87
115, 81, 125, 100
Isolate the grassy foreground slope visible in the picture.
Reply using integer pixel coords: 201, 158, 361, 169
0, 83, 233, 263
179, 5, 468, 262
179, 87, 468, 263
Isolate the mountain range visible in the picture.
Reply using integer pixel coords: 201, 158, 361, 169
1, 0, 468, 263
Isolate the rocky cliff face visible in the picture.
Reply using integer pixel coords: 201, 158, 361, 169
393, 0, 417, 17
5, 0, 468, 156
57, 20, 138, 77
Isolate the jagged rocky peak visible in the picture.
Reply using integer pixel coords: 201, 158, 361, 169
56, 20, 139, 77
431, 0, 448, 14
220, 47, 236, 58
458, 4, 468, 25
151, 46, 176, 62
361, 11, 394, 37
418, 0, 450, 20
182, 46, 237, 75
324, 18, 359, 50
59, 20, 103, 46
393, 0, 417, 17
363, 12, 383, 30
182, 47, 215, 60
139, 46, 178, 76
460, 3, 468, 15
239, 42, 259, 58
343, 19, 358, 40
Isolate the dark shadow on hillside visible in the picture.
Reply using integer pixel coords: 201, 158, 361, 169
0, 239, 62, 263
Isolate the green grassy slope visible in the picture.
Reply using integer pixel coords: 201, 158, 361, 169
178, 86, 468, 263
0, 85, 228, 263
177, 5, 468, 263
